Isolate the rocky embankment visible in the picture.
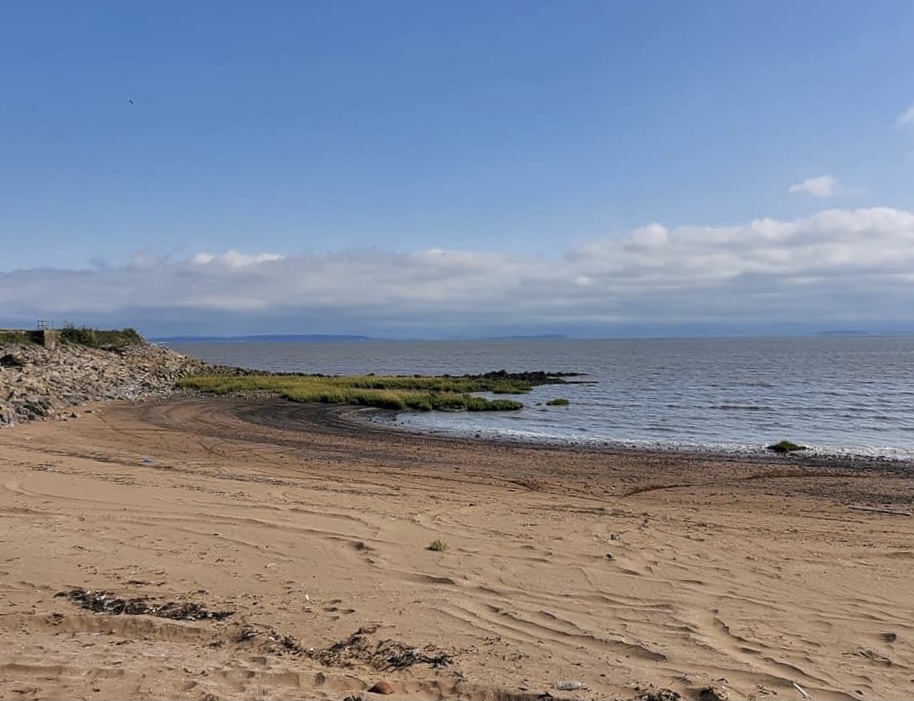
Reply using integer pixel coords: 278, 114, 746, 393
0, 341, 212, 426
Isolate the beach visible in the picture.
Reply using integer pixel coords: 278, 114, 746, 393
2, 395, 914, 700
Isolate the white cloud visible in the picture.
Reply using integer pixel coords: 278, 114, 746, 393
789, 175, 838, 198
630, 223, 668, 248
3, 207, 914, 334
190, 250, 284, 268
897, 103, 914, 127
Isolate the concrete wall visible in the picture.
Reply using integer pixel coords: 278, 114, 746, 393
0, 329, 58, 349
38, 329, 58, 350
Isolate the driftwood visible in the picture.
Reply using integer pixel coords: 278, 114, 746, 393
792, 681, 810, 699
849, 505, 912, 517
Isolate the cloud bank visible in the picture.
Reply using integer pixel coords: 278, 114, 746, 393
2, 208, 914, 336
788, 175, 838, 197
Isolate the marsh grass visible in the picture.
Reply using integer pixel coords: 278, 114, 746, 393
546, 398, 570, 406
178, 374, 527, 412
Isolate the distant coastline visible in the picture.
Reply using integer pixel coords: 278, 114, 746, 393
154, 334, 373, 344
148, 331, 914, 345
154, 334, 570, 344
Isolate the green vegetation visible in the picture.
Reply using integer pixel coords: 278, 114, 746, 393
59, 325, 144, 349
546, 397, 570, 406
427, 539, 449, 552
2, 326, 144, 349
0, 330, 35, 344
767, 439, 807, 454
178, 373, 528, 412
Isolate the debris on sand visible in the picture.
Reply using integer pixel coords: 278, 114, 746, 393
261, 628, 306, 655
56, 588, 233, 621
307, 627, 452, 670
634, 689, 682, 701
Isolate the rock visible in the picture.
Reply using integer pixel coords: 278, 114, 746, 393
0, 353, 23, 368
367, 681, 394, 695
698, 686, 728, 701
0, 402, 15, 425
767, 440, 807, 454
0, 339, 211, 428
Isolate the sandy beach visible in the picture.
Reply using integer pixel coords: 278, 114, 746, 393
2, 395, 914, 701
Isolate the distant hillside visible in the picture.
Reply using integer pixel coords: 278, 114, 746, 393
154, 334, 373, 344
480, 334, 568, 340
816, 330, 871, 337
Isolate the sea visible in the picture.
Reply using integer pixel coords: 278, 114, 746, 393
169, 337, 914, 461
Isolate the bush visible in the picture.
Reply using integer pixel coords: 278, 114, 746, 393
427, 539, 448, 552
59, 325, 99, 346
59, 326, 143, 349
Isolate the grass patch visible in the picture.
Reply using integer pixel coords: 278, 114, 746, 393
546, 398, 570, 406
427, 539, 448, 552
0, 330, 36, 345
178, 373, 528, 412
767, 439, 807, 454
59, 325, 144, 349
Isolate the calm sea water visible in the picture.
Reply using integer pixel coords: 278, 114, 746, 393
171, 337, 914, 460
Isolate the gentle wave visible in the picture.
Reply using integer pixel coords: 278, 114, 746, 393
173, 336, 914, 461
712, 404, 775, 411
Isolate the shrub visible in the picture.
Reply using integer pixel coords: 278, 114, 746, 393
59, 325, 99, 346
427, 539, 448, 552
59, 325, 143, 349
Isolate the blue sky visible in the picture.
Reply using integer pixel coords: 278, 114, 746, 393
2, 2, 914, 336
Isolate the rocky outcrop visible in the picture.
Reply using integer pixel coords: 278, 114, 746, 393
0, 341, 211, 426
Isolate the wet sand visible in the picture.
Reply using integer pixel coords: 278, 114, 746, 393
2, 395, 914, 700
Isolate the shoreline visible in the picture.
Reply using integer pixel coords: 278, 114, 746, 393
233, 394, 914, 476
2, 393, 914, 700
375, 410, 914, 470
165, 335, 914, 464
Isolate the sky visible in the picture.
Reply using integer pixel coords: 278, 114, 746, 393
2, 1, 914, 338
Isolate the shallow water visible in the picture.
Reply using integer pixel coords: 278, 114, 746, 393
171, 336, 914, 459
